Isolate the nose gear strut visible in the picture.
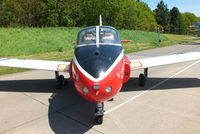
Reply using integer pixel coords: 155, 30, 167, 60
95, 102, 104, 124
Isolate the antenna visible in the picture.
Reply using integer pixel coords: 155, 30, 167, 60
99, 15, 102, 26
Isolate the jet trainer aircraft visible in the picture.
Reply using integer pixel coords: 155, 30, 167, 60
1, 21, 200, 124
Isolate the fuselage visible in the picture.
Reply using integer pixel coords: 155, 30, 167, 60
69, 26, 131, 102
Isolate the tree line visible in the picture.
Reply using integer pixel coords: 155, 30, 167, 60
0, 0, 200, 34
154, 0, 200, 34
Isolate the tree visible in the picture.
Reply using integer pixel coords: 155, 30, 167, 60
0, 0, 23, 27
135, 2, 157, 31
182, 12, 200, 34
40, 0, 59, 27
182, 12, 200, 25
176, 14, 187, 34
20, 0, 43, 27
56, 0, 75, 26
154, 0, 170, 32
169, 7, 180, 33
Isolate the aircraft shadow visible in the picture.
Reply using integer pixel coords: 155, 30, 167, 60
121, 77, 200, 92
0, 79, 96, 134
0, 77, 200, 133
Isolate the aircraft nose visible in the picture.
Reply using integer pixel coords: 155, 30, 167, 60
75, 45, 122, 79
81, 56, 111, 79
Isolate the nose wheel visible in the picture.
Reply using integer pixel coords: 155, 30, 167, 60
95, 103, 104, 124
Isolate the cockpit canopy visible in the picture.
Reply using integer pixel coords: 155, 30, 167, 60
77, 26, 121, 45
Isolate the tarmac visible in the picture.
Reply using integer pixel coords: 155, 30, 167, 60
0, 41, 200, 134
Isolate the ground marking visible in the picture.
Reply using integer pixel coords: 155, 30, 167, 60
104, 60, 200, 114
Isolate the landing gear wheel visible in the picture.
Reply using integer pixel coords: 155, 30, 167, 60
139, 73, 146, 86
95, 116, 103, 124
56, 75, 65, 89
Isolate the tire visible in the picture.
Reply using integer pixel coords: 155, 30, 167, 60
56, 75, 65, 89
139, 73, 146, 87
95, 116, 103, 124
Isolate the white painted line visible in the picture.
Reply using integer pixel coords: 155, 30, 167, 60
104, 60, 200, 115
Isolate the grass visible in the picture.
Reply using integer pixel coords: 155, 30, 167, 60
0, 27, 81, 57
121, 31, 197, 53
119, 30, 168, 44
0, 27, 198, 75
162, 34, 196, 46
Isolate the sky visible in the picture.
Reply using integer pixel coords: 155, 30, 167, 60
141, 0, 200, 17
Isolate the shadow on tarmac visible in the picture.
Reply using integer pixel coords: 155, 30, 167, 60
0, 77, 200, 133
0, 79, 96, 134
121, 77, 200, 92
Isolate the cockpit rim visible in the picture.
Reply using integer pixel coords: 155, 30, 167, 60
76, 26, 121, 46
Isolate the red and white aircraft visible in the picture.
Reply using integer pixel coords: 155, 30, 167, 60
1, 25, 200, 124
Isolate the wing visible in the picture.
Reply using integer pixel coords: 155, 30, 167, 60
0, 58, 70, 72
130, 52, 200, 70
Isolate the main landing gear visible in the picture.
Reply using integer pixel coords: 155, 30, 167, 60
139, 68, 148, 86
95, 102, 104, 124
55, 71, 65, 89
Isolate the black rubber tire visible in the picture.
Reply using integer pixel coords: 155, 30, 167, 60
56, 75, 65, 89
139, 73, 146, 87
95, 116, 103, 124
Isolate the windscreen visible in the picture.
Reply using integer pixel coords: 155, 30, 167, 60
77, 27, 96, 45
77, 26, 120, 45
99, 27, 119, 44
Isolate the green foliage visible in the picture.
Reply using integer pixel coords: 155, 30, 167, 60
182, 12, 199, 25
154, 0, 170, 32
0, 0, 43, 27
135, 2, 157, 31
0, 0, 22, 27
40, 0, 59, 27
170, 7, 180, 33
0, 0, 199, 34
181, 12, 200, 35
169, 7, 187, 34
0, 0, 157, 31
57, 0, 75, 26
176, 14, 187, 34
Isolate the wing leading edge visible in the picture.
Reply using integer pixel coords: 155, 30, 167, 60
0, 58, 70, 72
130, 52, 200, 70
1, 52, 200, 72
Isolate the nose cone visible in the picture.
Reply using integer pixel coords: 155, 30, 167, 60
80, 55, 110, 78
75, 45, 122, 79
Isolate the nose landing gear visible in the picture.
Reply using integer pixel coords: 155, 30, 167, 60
95, 102, 104, 124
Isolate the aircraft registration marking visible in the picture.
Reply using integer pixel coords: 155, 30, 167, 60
130, 61, 142, 69
57, 64, 70, 71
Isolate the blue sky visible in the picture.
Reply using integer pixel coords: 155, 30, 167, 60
141, 0, 200, 17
